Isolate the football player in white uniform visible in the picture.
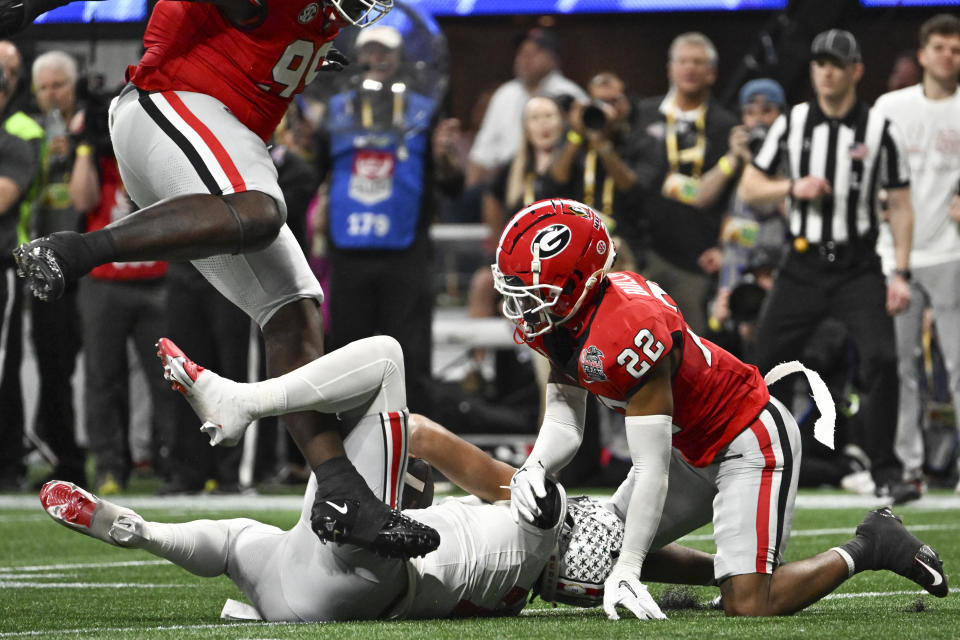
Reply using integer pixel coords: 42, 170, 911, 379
40, 333, 945, 621
41, 334, 717, 621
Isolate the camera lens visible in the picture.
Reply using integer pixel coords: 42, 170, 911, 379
582, 102, 607, 131
747, 125, 770, 155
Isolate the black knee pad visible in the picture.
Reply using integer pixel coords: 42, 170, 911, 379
221, 192, 283, 253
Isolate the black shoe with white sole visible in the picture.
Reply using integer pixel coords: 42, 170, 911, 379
856, 507, 948, 597
311, 456, 440, 559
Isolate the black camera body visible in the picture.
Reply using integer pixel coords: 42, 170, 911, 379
582, 101, 608, 131
747, 124, 770, 156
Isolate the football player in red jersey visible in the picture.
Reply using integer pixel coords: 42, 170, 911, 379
493, 198, 947, 619
0, 0, 442, 560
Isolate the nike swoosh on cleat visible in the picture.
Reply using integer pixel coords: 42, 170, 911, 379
916, 558, 944, 586
325, 501, 349, 515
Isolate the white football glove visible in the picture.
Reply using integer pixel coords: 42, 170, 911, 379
509, 462, 546, 524
603, 566, 666, 621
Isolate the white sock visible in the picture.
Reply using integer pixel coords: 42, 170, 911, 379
250, 336, 406, 417
134, 520, 235, 578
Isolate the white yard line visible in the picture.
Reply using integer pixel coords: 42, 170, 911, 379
0, 581, 194, 588
2, 587, 957, 637
680, 522, 959, 542
0, 560, 168, 572
0, 622, 302, 638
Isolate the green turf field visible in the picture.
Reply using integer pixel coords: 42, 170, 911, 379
1, 490, 958, 639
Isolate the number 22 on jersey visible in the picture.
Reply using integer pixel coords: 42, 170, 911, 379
616, 279, 713, 379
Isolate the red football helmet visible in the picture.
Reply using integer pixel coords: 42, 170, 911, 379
492, 199, 615, 340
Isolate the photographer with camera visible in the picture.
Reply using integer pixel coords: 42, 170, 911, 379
27, 50, 86, 490
69, 77, 177, 495
0, 43, 43, 492
710, 78, 788, 361
548, 71, 642, 271
630, 33, 740, 334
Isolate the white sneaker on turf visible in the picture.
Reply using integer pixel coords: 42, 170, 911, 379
156, 337, 258, 447
39, 480, 143, 547
840, 469, 876, 495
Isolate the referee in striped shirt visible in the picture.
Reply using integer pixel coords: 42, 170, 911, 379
739, 29, 918, 503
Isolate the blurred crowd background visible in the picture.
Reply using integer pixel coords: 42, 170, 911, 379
0, 0, 957, 504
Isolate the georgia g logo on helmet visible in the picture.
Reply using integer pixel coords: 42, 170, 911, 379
531, 224, 572, 259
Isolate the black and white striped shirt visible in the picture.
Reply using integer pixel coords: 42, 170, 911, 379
753, 100, 910, 247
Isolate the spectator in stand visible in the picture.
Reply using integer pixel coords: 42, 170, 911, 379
29, 50, 86, 488
256, 108, 321, 487
483, 96, 564, 238
549, 71, 643, 272
873, 14, 960, 496
887, 50, 923, 93
0, 49, 42, 492
739, 29, 917, 504
466, 27, 586, 187
316, 24, 462, 416
631, 32, 741, 334
444, 95, 564, 433
469, 95, 565, 323
710, 78, 788, 361
159, 263, 251, 495
70, 90, 175, 495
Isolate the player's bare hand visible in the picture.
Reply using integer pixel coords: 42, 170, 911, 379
886, 275, 911, 315
728, 125, 751, 163
509, 462, 546, 523
791, 176, 832, 200
603, 566, 666, 621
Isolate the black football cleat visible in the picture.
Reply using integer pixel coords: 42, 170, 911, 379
13, 235, 69, 301
856, 507, 948, 597
311, 493, 440, 559
311, 456, 440, 559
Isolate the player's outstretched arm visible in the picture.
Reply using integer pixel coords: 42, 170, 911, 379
408, 413, 515, 503
604, 360, 674, 620
511, 372, 588, 523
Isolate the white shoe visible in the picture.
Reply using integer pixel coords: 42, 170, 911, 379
40, 480, 143, 547
156, 337, 257, 447
840, 470, 876, 495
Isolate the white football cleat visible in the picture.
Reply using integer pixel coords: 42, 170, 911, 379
39, 480, 144, 547
156, 337, 257, 446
